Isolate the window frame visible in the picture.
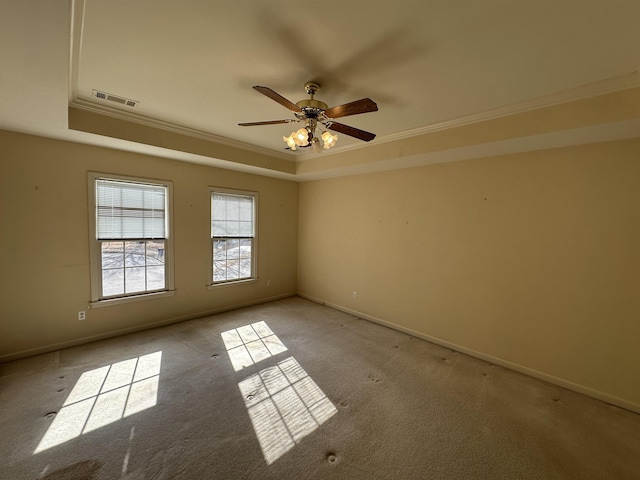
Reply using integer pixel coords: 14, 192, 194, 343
208, 187, 258, 288
88, 172, 175, 307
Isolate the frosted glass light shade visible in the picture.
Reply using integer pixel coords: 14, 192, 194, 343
294, 128, 309, 146
283, 134, 297, 150
321, 131, 338, 149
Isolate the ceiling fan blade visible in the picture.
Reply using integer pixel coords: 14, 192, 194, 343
238, 119, 294, 126
327, 122, 376, 142
323, 98, 378, 119
253, 86, 303, 113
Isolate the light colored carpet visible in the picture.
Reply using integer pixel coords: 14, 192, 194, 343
1, 296, 639, 479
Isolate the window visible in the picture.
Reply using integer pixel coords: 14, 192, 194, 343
210, 189, 257, 285
89, 173, 174, 304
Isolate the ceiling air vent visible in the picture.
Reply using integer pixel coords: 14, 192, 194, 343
92, 90, 139, 108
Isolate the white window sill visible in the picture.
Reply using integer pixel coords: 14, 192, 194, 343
207, 278, 257, 290
89, 290, 176, 308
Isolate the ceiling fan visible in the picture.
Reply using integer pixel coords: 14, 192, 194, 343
238, 82, 378, 151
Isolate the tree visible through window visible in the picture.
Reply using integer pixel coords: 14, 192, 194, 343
211, 190, 256, 284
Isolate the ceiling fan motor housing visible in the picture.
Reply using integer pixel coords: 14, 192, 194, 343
297, 81, 328, 112
296, 99, 328, 111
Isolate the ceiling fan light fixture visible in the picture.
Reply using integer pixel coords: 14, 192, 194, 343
321, 131, 338, 149
243, 82, 377, 152
294, 127, 310, 146
283, 133, 297, 150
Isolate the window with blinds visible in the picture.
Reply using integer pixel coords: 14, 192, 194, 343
96, 180, 166, 240
211, 190, 257, 284
92, 177, 170, 300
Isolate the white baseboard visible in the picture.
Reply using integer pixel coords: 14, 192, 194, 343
297, 292, 640, 415
0, 293, 296, 363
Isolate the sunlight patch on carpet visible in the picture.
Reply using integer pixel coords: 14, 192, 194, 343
34, 351, 162, 454
238, 357, 337, 464
222, 321, 287, 371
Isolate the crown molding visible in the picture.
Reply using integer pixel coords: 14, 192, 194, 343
296, 71, 640, 162
295, 118, 640, 181
69, 98, 293, 162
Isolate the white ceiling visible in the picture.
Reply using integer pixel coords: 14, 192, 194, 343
1, 0, 639, 175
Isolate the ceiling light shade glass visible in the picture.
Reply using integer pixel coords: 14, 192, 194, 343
321, 131, 338, 149
283, 133, 297, 150
294, 128, 309, 146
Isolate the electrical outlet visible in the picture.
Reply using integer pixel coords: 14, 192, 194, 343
352, 291, 357, 299
267, 280, 271, 287
78, 311, 86, 321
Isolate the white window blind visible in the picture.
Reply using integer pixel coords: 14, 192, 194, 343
211, 194, 254, 237
96, 180, 166, 239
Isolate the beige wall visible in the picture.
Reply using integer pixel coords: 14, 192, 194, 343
298, 138, 640, 410
2, 126, 639, 411
0, 130, 298, 359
